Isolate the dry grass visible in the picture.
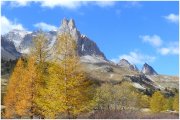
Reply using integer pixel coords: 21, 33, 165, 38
89, 110, 179, 119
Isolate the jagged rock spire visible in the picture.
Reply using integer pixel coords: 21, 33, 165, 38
118, 59, 138, 71
58, 18, 79, 39
61, 18, 68, 26
68, 19, 76, 30
142, 63, 158, 75
60, 18, 76, 29
57, 18, 106, 60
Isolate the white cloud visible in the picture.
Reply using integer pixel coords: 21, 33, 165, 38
158, 42, 179, 55
1, 1, 5, 6
4, 1, 116, 9
38, 1, 115, 9
1, 16, 25, 35
111, 50, 156, 65
140, 34, 179, 56
10, 0, 31, 7
164, 14, 179, 24
34, 22, 57, 31
140, 35, 163, 47
95, 1, 115, 7
39, 1, 87, 9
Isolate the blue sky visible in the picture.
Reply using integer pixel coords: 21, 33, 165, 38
1, 1, 179, 75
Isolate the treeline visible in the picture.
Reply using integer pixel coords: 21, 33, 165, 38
3, 33, 179, 119
1, 59, 17, 75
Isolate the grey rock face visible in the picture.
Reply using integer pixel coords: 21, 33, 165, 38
57, 18, 106, 59
19, 30, 57, 53
2, 29, 29, 51
100, 66, 113, 73
142, 63, 158, 75
118, 59, 138, 71
123, 74, 158, 90
1, 36, 20, 60
2, 18, 106, 60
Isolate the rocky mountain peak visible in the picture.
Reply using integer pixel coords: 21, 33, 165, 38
57, 18, 106, 60
68, 19, 76, 30
2, 18, 107, 61
118, 59, 138, 71
58, 18, 80, 40
2, 29, 29, 50
60, 18, 76, 30
142, 63, 158, 75
61, 18, 68, 26
119, 59, 131, 66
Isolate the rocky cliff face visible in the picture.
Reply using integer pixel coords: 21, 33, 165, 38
2, 29, 29, 51
1, 18, 106, 61
1, 36, 21, 60
118, 59, 138, 71
57, 19, 106, 59
142, 63, 158, 75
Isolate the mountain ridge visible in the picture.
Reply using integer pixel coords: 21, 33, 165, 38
1, 18, 174, 77
1, 18, 106, 62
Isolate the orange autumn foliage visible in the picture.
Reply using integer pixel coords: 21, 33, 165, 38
4, 57, 37, 118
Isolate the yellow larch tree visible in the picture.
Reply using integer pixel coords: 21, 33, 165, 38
30, 33, 51, 118
4, 58, 26, 118
150, 91, 166, 112
36, 33, 94, 118
31, 33, 49, 64
173, 93, 179, 111
4, 57, 38, 119
4, 33, 49, 119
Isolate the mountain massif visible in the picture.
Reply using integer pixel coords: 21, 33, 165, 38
1, 19, 106, 61
1, 18, 179, 93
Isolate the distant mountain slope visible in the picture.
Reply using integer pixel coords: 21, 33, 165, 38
81, 61, 179, 91
1, 36, 20, 60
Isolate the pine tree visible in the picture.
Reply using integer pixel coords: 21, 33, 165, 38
150, 91, 166, 112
